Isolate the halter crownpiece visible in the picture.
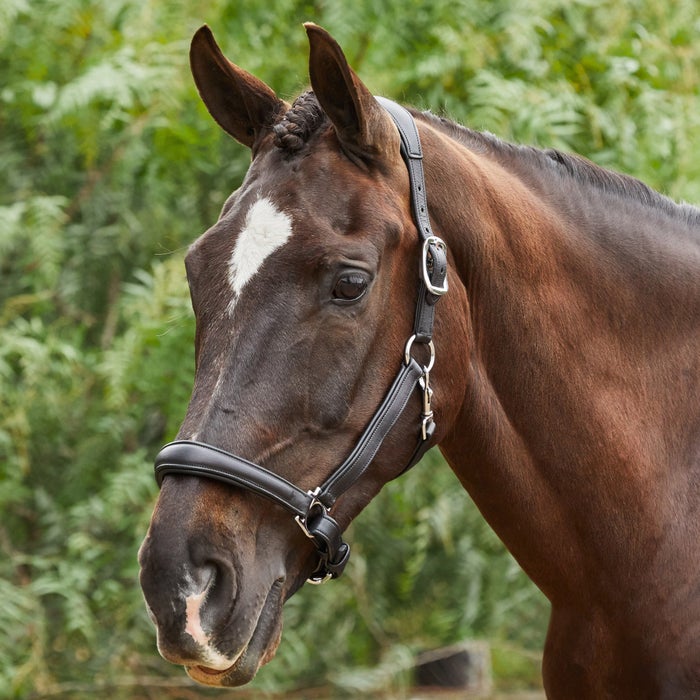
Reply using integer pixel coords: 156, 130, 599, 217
154, 98, 448, 584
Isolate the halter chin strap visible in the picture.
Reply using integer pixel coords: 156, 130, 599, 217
154, 98, 448, 584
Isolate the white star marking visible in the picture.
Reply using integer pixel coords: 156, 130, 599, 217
227, 197, 293, 315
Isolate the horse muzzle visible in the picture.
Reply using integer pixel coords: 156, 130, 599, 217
138, 484, 290, 686
183, 578, 286, 687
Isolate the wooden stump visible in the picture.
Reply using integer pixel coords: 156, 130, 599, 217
415, 641, 493, 695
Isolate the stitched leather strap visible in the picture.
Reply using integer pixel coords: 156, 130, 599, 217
318, 357, 424, 506
155, 441, 313, 516
376, 97, 448, 344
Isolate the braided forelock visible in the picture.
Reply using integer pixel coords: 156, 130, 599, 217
272, 91, 328, 152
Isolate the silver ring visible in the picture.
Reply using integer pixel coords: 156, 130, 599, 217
404, 335, 435, 372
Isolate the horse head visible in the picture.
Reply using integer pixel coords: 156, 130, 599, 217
138, 24, 468, 687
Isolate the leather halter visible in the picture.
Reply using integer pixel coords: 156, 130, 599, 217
153, 98, 448, 584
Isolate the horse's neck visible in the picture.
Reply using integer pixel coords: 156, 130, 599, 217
427, 126, 699, 332
423, 125, 700, 601
424, 125, 700, 425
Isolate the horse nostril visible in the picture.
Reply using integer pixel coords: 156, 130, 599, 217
196, 558, 237, 625
180, 559, 237, 647
189, 562, 217, 593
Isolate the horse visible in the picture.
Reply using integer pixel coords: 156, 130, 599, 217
138, 23, 700, 698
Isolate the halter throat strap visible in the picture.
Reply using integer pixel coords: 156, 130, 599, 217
153, 98, 447, 584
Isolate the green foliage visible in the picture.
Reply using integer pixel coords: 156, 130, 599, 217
2, 0, 699, 697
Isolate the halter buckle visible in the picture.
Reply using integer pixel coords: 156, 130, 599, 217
294, 487, 326, 541
306, 571, 334, 585
295, 488, 347, 585
422, 236, 448, 296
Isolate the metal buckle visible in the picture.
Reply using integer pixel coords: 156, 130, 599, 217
307, 571, 333, 586
294, 488, 335, 585
294, 487, 326, 541
421, 236, 448, 296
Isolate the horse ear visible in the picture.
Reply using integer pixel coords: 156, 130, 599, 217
304, 23, 396, 162
190, 25, 287, 149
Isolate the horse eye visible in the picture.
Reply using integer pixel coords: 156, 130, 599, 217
332, 272, 369, 303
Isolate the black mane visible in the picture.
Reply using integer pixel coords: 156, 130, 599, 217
271, 93, 699, 227
418, 109, 700, 227
273, 91, 327, 152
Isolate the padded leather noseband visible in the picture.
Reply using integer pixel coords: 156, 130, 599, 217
154, 99, 448, 584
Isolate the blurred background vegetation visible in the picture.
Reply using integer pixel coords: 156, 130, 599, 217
2, 0, 699, 697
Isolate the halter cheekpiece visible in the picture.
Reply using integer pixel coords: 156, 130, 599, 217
153, 98, 448, 584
